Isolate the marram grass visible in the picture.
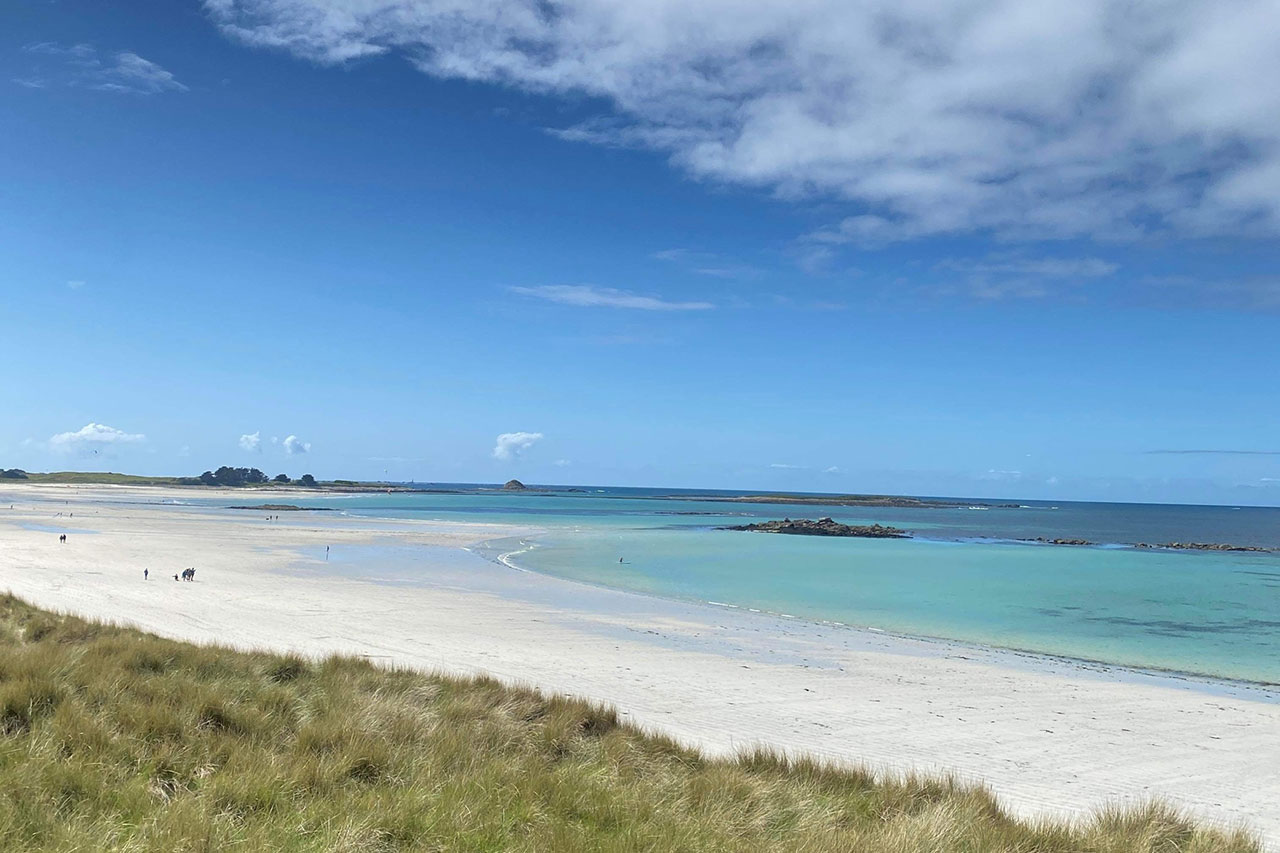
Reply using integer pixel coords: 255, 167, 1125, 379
0, 594, 1258, 852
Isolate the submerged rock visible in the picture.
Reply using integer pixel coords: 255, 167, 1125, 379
722, 517, 910, 539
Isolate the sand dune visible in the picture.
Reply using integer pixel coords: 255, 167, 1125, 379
2, 483, 1277, 846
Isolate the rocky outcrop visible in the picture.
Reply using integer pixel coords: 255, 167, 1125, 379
1019, 537, 1094, 546
502, 479, 528, 491
722, 517, 910, 538
1135, 542, 1272, 553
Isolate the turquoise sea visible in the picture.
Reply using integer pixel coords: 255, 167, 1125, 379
202, 486, 1280, 685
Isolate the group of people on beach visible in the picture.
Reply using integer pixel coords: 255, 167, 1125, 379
139, 567, 197, 582
58, 533, 67, 543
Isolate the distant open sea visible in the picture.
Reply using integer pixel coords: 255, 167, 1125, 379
198, 486, 1280, 685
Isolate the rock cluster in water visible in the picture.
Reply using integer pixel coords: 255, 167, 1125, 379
1019, 537, 1095, 546
502, 479, 529, 491
722, 517, 910, 538
1135, 541, 1271, 552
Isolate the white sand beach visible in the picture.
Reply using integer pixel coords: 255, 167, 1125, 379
2, 483, 1278, 845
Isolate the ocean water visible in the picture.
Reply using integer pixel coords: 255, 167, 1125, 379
208, 486, 1280, 685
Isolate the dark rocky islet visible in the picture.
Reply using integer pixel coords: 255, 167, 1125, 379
722, 517, 911, 538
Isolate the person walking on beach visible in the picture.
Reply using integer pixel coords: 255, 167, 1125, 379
326, 545, 330, 561
144, 568, 149, 580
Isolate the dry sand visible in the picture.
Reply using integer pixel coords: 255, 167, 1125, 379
2, 483, 1278, 845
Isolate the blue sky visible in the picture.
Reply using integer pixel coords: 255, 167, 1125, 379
3, 0, 1280, 504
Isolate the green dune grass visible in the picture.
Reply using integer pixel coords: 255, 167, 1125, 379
4, 472, 190, 486
0, 594, 1258, 851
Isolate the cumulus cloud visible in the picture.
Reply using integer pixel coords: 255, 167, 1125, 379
511, 285, 713, 311
49, 423, 145, 453
206, 0, 1280, 245
493, 431, 543, 460
283, 434, 311, 455
239, 431, 262, 452
19, 43, 186, 94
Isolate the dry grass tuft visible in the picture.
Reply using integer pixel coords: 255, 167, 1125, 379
0, 593, 1260, 852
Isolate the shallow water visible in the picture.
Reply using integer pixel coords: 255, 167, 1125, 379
197, 486, 1280, 684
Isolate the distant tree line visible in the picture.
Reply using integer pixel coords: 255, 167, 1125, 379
1, 468, 28, 479
193, 467, 318, 487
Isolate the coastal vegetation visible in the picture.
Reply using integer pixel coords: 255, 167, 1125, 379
0, 594, 1258, 852
199, 466, 270, 487
0, 471, 190, 486
2, 470, 335, 491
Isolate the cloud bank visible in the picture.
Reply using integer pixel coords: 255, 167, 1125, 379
493, 431, 543, 460
206, 0, 1280, 244
239, 431, 262, 452
511, 285, 713, 311
49, 423, 146, 452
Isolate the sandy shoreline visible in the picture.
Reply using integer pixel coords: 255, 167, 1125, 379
2, 483, 1278, 845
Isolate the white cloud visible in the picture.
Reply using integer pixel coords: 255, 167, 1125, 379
769, 463, 806, 470
554, 459, 571, 467
978, 469, 1024, 481
96, 52, 188, 94
19, 43, 186, 95
49, 422, 145, 452
652, 248, 760, 279
937, 255, 1118, 279
206, 0, 1280, 245
493, 431, 543, 460
283, 434, 311, 455
239, 431, 262, 452
823, 466, 841, 474
511, 285, 713, 311
925, 252, 1120, 301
